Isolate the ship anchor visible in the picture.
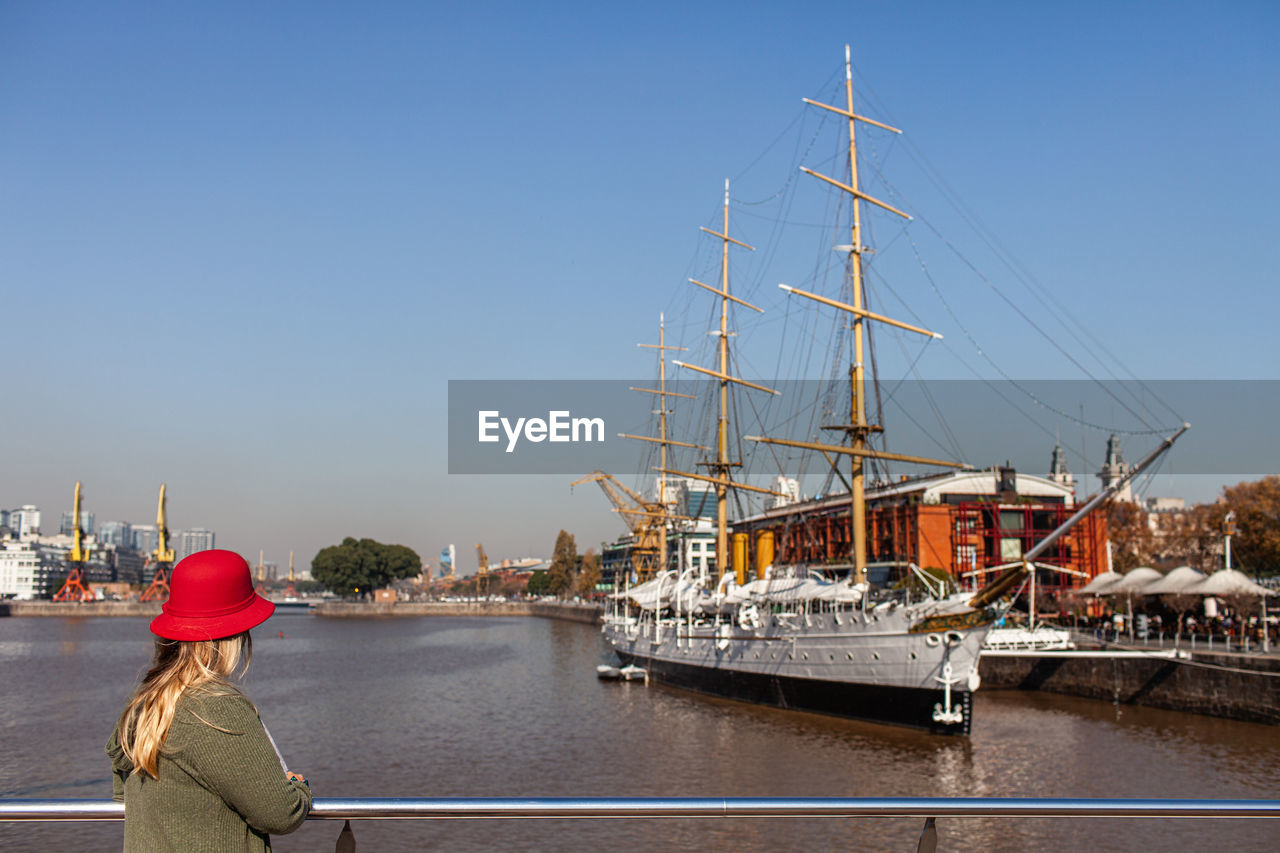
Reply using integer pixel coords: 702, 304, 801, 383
931, 630, 967, 727
932, 661, 964, 725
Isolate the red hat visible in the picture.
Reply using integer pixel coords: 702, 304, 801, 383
150, 550, 275, 641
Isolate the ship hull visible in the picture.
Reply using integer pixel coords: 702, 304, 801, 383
616, 646, 973, 735
603, 603, 989, 736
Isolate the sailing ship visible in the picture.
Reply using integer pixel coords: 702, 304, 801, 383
597, 47, 1185, 735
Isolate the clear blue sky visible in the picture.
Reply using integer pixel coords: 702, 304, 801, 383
2, 1, 1276, 572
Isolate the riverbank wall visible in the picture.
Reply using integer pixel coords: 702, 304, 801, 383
0, 599, 604, 624
0, 601, 162, 617
978, 649, 1280, 725
313, 601, 603, 625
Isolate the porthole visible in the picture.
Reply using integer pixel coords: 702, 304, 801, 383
873, 652, 880, 660
802, 653, 808, 660
846, 652, 854, 660
828, 654, 835, 661
910, 652, 917, 660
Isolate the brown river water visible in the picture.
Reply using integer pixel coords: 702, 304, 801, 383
1, 612, 1277, 852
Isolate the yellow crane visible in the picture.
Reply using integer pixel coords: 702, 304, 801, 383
284, 550, 298, 598
140, 484, 175, 602
53, 481, 97, 602
571, 471, 690, 582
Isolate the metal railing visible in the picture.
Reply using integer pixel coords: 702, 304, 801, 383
5, 797, 1278, 853
1070, 627, 1277, 656
4, 795, 1280, 820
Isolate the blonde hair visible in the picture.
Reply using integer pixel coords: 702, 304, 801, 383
119, 632, 253, 779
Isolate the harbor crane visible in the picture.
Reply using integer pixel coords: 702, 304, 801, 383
53, 481, 97, 602
475, 543, 489, 596
571, 471, 690, 582
284, 550, 298, 598
140, 484, 175, 602
255, 550, 269, 595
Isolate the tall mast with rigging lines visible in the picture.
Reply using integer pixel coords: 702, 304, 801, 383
750, 45, 963, 584
665, 180, 779, 584
618, 313, 707, 577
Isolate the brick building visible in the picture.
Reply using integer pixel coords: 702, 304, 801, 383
733, 467, 1108, 594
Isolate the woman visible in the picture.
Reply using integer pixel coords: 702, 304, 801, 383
106, 550, 311, 852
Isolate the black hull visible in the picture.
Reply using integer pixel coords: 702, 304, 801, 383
617, 650, 972, 736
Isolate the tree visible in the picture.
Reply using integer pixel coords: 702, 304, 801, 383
311, 537, 422, 598
1106, 501, 1155, 571
1156, 503, 1221, 571
577, 549, 601, 597
1222, 476, 1280, 576
547, 530, 578, 597
526, 570, 552, 596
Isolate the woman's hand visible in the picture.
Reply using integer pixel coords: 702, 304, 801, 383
286, 770, 307, 786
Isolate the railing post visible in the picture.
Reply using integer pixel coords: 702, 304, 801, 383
916, 816, 937, 853
335, 819, 356, 852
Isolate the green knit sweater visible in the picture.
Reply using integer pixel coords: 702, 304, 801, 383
106, 686, 312, 853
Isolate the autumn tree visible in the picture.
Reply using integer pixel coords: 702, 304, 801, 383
577, 549, 601, 597
1222, 476, 1280, 576
1157, 504, 1222, 571
1106, 501, 1155, 570
312, 537, 422, 598
547, 530, 578, 597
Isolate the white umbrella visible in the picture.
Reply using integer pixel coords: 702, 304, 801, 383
1143, 566, 1206, 595
1106, 567, 1162, 643
1078, 570, 1123, 595
1106, 567, 1162, 595
1188, 568, 1274, 597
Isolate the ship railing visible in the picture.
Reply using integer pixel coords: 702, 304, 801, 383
4, 796, 1279, 852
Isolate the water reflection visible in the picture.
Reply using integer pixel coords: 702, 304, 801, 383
0, 613, 1276, 852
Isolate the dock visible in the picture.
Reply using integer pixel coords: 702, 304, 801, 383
979, 636, 1280, 725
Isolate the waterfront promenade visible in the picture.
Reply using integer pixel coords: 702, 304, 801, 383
979, 632, 1280, 725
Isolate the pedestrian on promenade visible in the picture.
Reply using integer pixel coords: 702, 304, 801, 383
106, 550, 311, 852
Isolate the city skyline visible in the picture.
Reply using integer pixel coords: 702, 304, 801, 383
3, 2, 1277, 570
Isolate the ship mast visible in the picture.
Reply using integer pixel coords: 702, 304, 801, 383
666, 181, 780, 584
750, 45, 962, 584
617, 316, 711, 580
628, 315, 693, 574
713, 180, 737, 580
841, 44, 872, 584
